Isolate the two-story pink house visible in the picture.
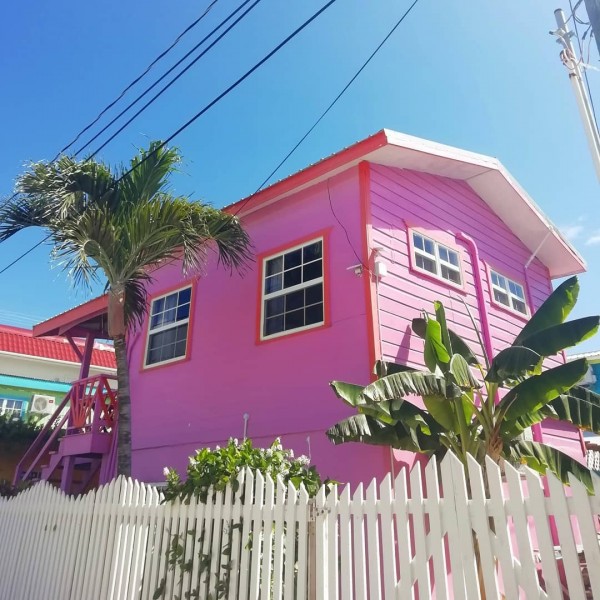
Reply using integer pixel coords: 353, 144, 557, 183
17, 130, 587, 492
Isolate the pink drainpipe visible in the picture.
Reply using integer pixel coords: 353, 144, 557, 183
454, 232, 495, 362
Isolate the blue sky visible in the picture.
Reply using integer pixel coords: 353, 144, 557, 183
1, 0, 599, 351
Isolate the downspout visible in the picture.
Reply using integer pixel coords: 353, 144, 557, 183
523, 231, 551, 443
455, 232, 494, 361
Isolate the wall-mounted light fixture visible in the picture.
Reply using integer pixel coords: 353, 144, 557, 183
346, 263, 363, 276
372, 246, 388, 278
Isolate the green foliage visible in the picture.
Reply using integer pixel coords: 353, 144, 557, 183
0, 412, 46, 443
327, 276, 600, 491
162, 438, 326, 503
0, 143, 252, 329
0, 479, 32, 498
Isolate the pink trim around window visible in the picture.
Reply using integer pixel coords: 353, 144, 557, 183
255, 228, 332, 345
484, 263, 530, 321
140, 278, 197, 371
406, 227, 467, 293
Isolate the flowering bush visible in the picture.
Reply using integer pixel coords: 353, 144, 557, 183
162, 437, 325, 503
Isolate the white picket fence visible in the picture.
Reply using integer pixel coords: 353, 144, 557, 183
1, 452, 600, 600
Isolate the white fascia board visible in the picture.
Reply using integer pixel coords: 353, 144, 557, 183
0, 350, 117, 373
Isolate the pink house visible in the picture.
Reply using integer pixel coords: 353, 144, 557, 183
16, 130, 587, 492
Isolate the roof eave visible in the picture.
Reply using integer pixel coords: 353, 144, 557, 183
33, 295, 109, 338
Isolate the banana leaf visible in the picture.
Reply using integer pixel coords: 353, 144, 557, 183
486, 346, 541, 383
412, 317, 478, 365
548, 385, 600, 434
450, 353, 480, 388
373, 360, 417, 378
424, 318, 450, 372
513, 277, 579, 346
509, 440, 594, 492
326, 414, 431, 452
361, 370, 448, 404
498, 358, 588, 421
517, 317, 599, 358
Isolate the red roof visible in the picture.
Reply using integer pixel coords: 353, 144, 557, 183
0, 324, 116, 369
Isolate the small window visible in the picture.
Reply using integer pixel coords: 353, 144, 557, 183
411, 232, 462, 286
490, 270, 528, 315
261, 238, 324, 339
145, 286, 192, 366
0, 399, 23, 418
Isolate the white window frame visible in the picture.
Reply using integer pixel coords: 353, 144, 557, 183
260, 237, 325, 341
410, 231, 463, 288
0, 398, 24, 418
144, 285, 192, 368
489, 269, 529, 316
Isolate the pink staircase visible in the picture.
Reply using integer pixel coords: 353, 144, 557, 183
14, 374, 118, 494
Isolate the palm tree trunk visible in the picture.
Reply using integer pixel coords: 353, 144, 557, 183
113, 335, 132, 477
108, 286, 131, 478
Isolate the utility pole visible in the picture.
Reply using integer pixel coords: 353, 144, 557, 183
584, 0, 600, 57
553, 8, 600, 182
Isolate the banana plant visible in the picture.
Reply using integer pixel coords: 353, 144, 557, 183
326, 276, 600, 490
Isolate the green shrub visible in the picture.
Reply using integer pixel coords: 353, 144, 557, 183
162, 437, 327, 503
0, 413, 44, 443
0, 479, 31, 498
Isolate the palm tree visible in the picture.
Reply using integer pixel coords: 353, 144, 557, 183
327, 277, 600, 490
0, 143, 252, 476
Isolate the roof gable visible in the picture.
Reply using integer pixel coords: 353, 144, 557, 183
227, 129, 584, 279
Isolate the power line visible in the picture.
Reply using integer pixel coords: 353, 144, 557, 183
53, 0, 221, 160
0, 0, 341, 276
105, 0, 340, 188
2, 2, 232, 246
0, 237, 48, 276
233, 0, 423, 216
86, 0, 262, 158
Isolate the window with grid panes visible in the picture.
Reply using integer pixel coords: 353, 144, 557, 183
145, 286, 192, 366
412, 232, 462, 286
262, 239, 324, 339
490, 270, 528, 315
0, 399, 23, 418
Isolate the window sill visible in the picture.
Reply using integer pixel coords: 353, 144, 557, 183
409, 265, 467, 294
489, 299, 530, 322
256, 320, 329, 345
141, 353, 190, 372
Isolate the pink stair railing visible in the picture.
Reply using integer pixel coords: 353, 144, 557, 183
13, 374, 118, 486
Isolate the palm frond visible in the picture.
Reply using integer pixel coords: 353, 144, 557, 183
117, 142, 181, 205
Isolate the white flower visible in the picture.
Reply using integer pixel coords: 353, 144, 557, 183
288, 449, 294, 458
297, 455, 310, 466
215, 445, 220, 451
189, 456, 196, 465
233, 438, 239, 446
163, 467, 170, 477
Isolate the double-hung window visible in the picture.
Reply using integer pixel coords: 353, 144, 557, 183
411, 232, 462, 286
145, 286, 192, 367
261, 238, 324, 339
490, 270, 528, 315
0, 399, 23, 418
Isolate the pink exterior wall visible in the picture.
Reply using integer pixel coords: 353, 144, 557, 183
127, 160, 584, 487
367, 164, 584, 464
127, 167, 390, 486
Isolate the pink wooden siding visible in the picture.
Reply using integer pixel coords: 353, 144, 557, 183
126, 159, 583, 487
127, 168, 390, 487
369, 165, 550, 358
368, 165, 583, 461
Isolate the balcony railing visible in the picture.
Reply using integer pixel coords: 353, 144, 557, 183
13, 374, 118, 487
